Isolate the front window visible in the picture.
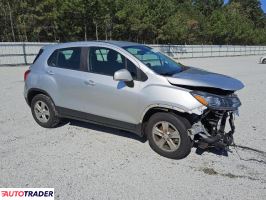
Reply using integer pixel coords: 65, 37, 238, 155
123, 45, 183, 75
88, 47, 138, 79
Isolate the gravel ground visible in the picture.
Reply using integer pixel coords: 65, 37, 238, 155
0, 55, 266, 200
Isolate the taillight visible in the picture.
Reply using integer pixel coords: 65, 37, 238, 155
24, 69, 31, 81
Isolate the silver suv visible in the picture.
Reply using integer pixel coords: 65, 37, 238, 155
24, 41, 244, 159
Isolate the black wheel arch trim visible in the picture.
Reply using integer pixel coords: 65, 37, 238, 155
26, 88, 55, 106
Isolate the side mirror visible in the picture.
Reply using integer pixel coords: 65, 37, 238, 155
113, 69, 133, 82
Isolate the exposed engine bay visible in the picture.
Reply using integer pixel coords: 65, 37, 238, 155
174, 83, 241, 150
191, 89, 240, 149
190, 109, 237, 149
166, 65, 244, 149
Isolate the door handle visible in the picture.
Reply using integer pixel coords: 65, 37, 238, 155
46, 70, 55, 75
84, 80, 95, 86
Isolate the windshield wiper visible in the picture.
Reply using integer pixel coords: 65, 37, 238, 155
160, 72, 175, 76
160, 69, 183, 76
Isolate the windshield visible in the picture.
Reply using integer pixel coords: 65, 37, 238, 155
123, 45, 183, 75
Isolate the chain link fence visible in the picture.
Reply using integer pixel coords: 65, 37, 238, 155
1, 42, 266, 66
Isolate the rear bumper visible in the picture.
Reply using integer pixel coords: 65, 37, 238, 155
24, 84, 30, 106
24, 96, 29, 106
259, 57, 266, 63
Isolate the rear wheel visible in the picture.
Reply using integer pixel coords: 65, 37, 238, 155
262, 59, 266, 64
31, 94, 60, 128
146, 112, 192, 159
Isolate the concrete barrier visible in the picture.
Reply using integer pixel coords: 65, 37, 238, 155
0, 42, 53, 66
149, 44, 266, 59
1, 42, 266, 66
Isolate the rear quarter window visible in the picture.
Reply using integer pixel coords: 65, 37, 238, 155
47, 50, 58, 67
47, 47, 82, 70
33, 49, 44, 63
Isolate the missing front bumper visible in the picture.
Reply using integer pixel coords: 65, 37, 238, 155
189, 111, 236, 148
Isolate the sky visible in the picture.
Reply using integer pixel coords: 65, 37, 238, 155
224, 0, 266, 13
261, 0, 266, 12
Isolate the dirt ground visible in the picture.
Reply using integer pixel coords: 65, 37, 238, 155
0, 55, 265, 200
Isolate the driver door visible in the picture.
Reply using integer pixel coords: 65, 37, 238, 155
81, 46, 141, 127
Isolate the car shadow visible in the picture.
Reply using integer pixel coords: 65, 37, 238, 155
63, 119, 147, 143
57, 120, 230, 156
194, 143, 229, 156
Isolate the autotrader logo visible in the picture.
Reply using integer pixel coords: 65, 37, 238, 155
0, 188, 54, 200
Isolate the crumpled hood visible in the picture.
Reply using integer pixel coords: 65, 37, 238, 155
167, 67, 244, 91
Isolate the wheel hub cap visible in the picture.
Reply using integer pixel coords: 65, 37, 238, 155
152, 121, 181, 152
34, 100, 50, 123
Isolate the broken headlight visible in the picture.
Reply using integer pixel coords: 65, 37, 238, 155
191, 91, 241, 110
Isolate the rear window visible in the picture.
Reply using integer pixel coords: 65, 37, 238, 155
47, 47, 82, 70
33, 49, 43, 63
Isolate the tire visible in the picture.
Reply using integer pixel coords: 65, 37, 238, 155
262, 59, 266, 64
31, 94, 60, 128
146, 112, 192, 159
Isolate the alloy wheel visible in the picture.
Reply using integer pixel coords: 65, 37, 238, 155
152, 121, 181, 152
34, 100, 50, 123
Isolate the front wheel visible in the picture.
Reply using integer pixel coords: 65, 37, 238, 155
146, 112, 192, 159
262, 59, 266, 64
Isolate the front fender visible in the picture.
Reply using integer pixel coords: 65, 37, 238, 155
138, 84, 206, 123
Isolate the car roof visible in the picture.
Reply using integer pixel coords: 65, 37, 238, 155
42, 40, 143, 51
101, 40, 141, 47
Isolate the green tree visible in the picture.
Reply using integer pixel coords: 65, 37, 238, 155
0, 0, 265, 44
207, 2, 255, 44
229, 0, 265, 28
193, 0, 223, 16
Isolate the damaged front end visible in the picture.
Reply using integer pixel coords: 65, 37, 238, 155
189, 90, 241, 149
166, 66, 244, 150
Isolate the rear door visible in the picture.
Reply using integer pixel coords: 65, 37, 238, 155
46, 47, 90, 111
